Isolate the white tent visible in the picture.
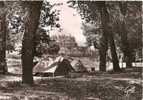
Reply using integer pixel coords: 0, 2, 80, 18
33, 57, 74, 76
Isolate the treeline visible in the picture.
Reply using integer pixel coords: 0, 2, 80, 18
70, 1, 142, 72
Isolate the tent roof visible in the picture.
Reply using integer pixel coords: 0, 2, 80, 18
33, 59, 58, 73
33, 57, 87, 75
44, 65, 58, 73
33, 58, 74, 75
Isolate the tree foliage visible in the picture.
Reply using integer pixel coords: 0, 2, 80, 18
5, 1, 61, 56
39, 1, 60, 31
5, 2, 26, 52
69, 1, 142, 52
32, 1, 61, 57
68, 1, 142, 71
69, 1, 142, 60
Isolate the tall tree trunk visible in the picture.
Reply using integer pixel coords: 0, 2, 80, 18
120, 21, 133, 68
0, 2, 7, 74
99, 2, 121, 72
108, 33, 121, 71
99, 36, 108, 72
119, 2, 133, 68
98, 2, 109, 72
21, 1, 42, 85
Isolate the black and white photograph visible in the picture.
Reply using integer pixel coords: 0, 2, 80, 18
0, 0, 142, 100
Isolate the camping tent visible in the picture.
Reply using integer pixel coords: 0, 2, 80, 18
70, 59, 87, 72
33, 57, 74, 76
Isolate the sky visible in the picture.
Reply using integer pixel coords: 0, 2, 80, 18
48, 0, 87, 46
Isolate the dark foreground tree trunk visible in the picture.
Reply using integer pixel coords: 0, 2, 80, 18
98, 2, 109, 72
0, 2, 7, 74
99, 2, 121, 72
108, 33, 121, 72
99, 35, 108, 72
120, 21, 133, 68
119, 2, 133, 68
21, 1, 42, 85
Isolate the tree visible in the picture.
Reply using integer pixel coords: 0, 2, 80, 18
21, 1, 42, 85
21, 1, 60, 84
118, 2, 133, 68
100, 2, 121, 72
39, 1, 60, 31
0, 2, 7, 74
108, 1, 142, 67
81, 23, 101, 48
118, 2, 142, 67
34, 1, 61, 57
70, 1, 121, 71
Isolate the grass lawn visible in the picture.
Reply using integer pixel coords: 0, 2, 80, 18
0, 68, 142, 100
1, 53, 142, 100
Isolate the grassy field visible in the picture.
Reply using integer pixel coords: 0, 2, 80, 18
0, 72, 142, 100
0, 52, 142, 100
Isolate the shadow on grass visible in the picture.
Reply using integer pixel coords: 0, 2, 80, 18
0, 68, 142, 100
